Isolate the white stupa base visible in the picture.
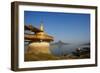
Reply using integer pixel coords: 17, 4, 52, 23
26, 42, 51, 54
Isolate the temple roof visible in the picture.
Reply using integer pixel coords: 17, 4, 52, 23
25, 25, 42, 32
25, 32, 53, 42
25, 23, 54, 42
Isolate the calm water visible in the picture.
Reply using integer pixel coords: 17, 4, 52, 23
50, 44, 90, 56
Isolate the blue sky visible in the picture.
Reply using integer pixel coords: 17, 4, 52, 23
24, 11, 90, 44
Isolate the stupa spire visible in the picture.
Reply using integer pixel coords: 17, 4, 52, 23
40, 21, 44, 31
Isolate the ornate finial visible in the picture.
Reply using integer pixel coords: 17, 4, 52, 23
40, 21, 44, 31
29, 24, 33, 30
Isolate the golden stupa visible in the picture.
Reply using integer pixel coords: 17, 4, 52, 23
25, 23, 54, 54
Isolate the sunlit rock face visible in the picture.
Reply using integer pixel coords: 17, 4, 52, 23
27, 42, 50, 54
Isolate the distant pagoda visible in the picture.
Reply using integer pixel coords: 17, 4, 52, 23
25, 22, 54, 54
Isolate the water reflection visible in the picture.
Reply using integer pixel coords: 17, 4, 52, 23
50, 43, 90, 56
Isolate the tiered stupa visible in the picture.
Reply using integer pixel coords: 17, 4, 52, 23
25, 23, 54, 54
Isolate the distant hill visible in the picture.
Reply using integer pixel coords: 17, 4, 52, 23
51, 40, 70, 45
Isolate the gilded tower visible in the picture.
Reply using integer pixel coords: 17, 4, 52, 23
25, 22, 54, 54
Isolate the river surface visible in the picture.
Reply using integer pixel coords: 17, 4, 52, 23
50, 44, 90, 56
